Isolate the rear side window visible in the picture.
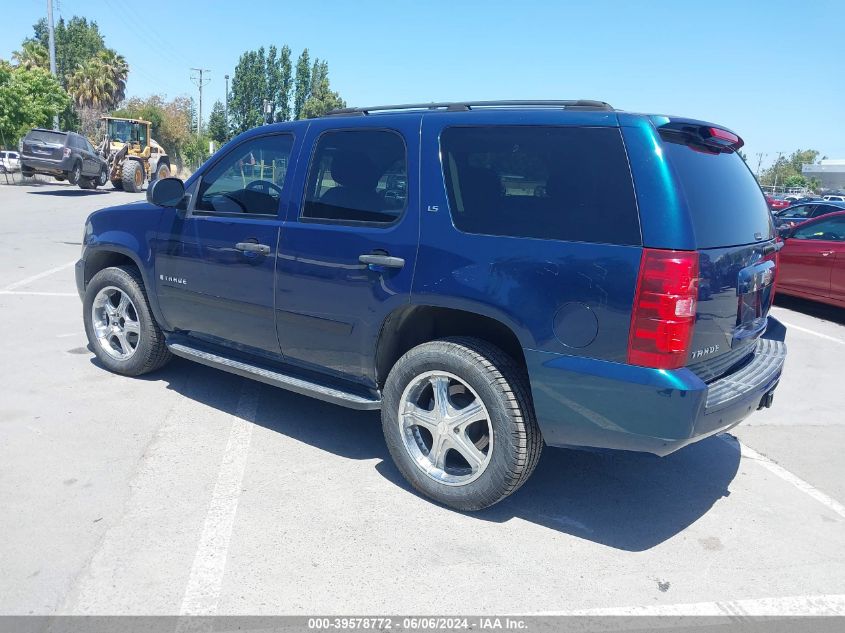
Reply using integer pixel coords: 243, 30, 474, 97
26, 130, 66, 144
302, 129, 407, 225
661, 137, 773, 248
440, 126, 640, 245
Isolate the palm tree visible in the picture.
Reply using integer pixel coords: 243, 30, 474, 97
66, 49, 129, 111
12, 41, 49, 71
96, 49, 128, 105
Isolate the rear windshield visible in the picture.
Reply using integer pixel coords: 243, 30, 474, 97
26, 130, 67, 145
440, 126, 641, 245
661, 137, 773, 248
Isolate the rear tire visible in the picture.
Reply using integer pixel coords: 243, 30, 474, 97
83, 266, 171, 376
154, 161, 170, 181
78, 177, 96, 190
381, 337, 543, 511
67, 161, 81, 185
54, 175, 65, 182
121, 160, 143, 193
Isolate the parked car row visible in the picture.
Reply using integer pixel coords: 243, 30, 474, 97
772, 200, 845, 229
0, 150, 20, 173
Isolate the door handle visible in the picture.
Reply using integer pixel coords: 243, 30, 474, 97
359, 254, 405, 269
821, 251, 834, 257
235, 242, 271, 255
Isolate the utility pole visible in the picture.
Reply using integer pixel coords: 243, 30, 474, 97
47, 0, 59, 130
755, 152, 766, 181
772, 151, 784, 191
190, 68, 211, 135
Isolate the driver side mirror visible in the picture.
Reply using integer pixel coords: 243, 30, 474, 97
147, 177, 185, 208
776, 225, 794, 239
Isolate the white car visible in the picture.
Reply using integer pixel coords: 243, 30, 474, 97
0, 150, 21, 173
822, 195, 845, 202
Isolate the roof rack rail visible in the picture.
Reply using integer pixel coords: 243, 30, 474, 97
325, 100, 614, 116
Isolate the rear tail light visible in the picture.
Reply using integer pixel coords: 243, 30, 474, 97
628, 249, 700, 369
63, 147, 71, 158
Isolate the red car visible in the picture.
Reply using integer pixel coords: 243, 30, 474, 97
766, 195, 791, 211
777, 211, 845, 308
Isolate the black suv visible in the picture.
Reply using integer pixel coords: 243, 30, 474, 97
76, 100, 786, 511
20, 129, 109, 189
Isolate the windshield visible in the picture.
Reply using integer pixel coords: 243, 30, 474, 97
107, 120, 147, 146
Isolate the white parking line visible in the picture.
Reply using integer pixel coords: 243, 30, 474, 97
528, 593, 845, 616
179, 380, 260, 616
722, 436, 845, 520
0, 290, 77, 297
2, 260, 76, 291
778, 319, 845, 346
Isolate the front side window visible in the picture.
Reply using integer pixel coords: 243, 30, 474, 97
302, 129, 407, 224
781, 204, 813, 218
440, 126, 640, 245
793, 217, 845, 241
195, 134, 293, 216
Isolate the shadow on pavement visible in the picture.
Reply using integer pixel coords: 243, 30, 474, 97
775, 294, 845, 325
28, 189, 112, 197
91, 354, 740, 552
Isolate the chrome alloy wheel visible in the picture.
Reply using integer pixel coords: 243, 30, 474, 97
398, 371, 493, 486
91, 286, 140, 360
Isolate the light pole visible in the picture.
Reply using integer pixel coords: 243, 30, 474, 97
224, 74, 229, 123
47, 0, 58, 130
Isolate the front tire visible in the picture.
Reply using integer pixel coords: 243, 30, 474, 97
83, 266, 171, 376
382, 337, 543, 511
121, 160, 144, 192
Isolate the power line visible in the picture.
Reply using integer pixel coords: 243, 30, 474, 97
190, 68, 211, 135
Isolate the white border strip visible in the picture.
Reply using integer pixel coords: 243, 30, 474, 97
528, 593, 845, 616
2, 260, 76, 291
179, 381, 260, 616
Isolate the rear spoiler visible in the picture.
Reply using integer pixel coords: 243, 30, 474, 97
649, 115, 744, 151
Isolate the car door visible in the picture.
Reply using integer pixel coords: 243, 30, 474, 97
275, 119, 420, 386
779, 215, 845, 298
155, 129, 301, 358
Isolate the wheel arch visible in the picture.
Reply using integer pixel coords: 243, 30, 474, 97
83, 245, 167, 328
374, 304, 527, 387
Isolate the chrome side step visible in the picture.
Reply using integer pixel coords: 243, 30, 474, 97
167, 342, 382, 410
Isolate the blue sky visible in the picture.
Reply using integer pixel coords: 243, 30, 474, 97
4, 0, 844, 166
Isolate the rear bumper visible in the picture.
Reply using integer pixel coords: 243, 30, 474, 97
526, 317, 786, 456
21, 156, 72, 175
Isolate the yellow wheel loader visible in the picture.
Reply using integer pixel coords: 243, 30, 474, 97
95, 117, 171, 193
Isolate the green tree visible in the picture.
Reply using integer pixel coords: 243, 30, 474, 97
66, 50, 128, 111
760, 149, 819, 188
183, 133, 212, 170
207, 100, 228, 144
229, 48, 267, 134
11, 41, 48, 70
300, 64, 345, 119
31, 16, 105, 88
267, 45, 293, 123
293, 49, 311, 120
0, 61, 70, 148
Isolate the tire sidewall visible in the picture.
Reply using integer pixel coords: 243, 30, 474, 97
382, 343, 526, 510
98, 166, 109, 187
68, 162, 81, 185
83, 267, 157, 376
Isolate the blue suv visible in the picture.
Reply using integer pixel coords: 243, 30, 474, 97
77, 100, 786, 510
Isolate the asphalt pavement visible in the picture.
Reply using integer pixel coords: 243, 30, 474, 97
1, 179, 844, 617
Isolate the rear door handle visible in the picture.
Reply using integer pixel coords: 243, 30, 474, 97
235, 242, 271, 255
359, 254, 405, 269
